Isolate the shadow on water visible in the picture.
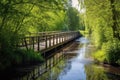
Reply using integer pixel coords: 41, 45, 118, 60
36, 60, 65, 80
38, 37, 120, 80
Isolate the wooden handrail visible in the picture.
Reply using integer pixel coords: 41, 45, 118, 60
18, 31, 81, 52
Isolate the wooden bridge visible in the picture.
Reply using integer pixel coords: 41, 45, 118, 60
0, 31, 81, 80
18, 31, 81, 57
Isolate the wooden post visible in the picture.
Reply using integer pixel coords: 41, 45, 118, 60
32, 37, 34, 50
24, 38, 28, 50
37, 36, 40, 51
62, 34, 64, 42
58, 33, 60, 44
53, 35, 55, 46
64, 33, 66, 41
59, 34, 61, 43
49, 35, 51, 47
57, 33, 60, 44
55, 34, 57, 45
45, 35, 47, 49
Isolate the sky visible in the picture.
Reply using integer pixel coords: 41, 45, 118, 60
72, 0, 80, 10
72, 0, 85, 13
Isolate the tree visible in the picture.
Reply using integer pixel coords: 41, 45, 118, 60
67, 7, 80, 30
109, 0, 120, 39
0, 0, 67, 51
83, 0, 120, 64
0, 0, 67, 70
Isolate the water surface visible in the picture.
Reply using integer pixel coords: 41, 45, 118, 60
57, 37, 120, 80
38, 37, 120, 80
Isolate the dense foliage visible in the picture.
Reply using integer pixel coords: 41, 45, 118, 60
0, 49, 43, 70
83, 0, 120, 65
0, 0, 83, 70
0, 0, 67, 70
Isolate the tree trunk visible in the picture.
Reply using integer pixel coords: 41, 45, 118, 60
110, 0, 120, 39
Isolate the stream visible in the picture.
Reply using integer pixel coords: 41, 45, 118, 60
37, 37, 120, 80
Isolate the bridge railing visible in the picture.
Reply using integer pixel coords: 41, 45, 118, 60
17, 31, 81, 52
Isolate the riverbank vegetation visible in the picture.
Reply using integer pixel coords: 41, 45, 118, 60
83, 0, 120, 65
1, 0, 119, 71
0, 49, 43, 71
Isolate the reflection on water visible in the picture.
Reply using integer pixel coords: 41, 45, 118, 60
85, 64, 120, 80
85, 65, 108, 80
57, 37, 120, 80
38, 37, 120, 80
37, 61, 65, 80
57, 37, 88, 80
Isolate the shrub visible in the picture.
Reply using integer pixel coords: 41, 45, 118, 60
102, 39, 120, 65
14, 49, 44, 65
93, 50, 106, 63
0, 48, 44, 71
93, 38, 120, 65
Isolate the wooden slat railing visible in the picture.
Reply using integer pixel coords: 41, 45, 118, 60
18, 31, 81, 52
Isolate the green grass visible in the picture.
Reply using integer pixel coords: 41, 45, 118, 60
13, 49, 44, 65
92, 39, 120, 65
0, 48, 44, 71
79, 30, 89, 36
92, 50, 106, 63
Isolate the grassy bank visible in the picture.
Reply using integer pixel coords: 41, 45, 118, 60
79, 30, 89, 36
0, 49, 44, 71
93, 39, 120, 66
